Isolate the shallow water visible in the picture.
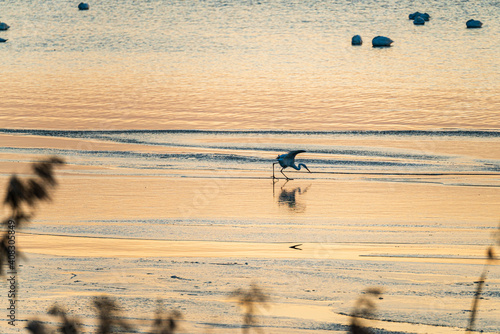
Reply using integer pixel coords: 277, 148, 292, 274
3, 128, 500, 173
0, 0, 499, 130
0, 0, 499, 332
0, 130, 499, 332
2, 128, 500, 243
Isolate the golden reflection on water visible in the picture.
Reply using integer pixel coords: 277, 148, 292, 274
23, 175, 498, 227
2, 64, 499, 130
1, 0, 500, 331
276, 183, 311, 213
1, 133, 499, 229
1, 0, 499, 130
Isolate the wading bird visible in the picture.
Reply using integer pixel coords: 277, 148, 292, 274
273, 150, 311, 180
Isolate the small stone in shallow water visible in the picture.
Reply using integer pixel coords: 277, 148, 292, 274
466, 19, 482, 28
372, 36, 393, 47
409, 12, 421, 20
351, 35, 362, 45
409, 12, 430, 21
420, 13, 430, 21
78, 2, 90, 10
414, 16, 425, 25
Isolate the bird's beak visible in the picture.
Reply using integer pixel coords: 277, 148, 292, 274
305, 166, 311, 173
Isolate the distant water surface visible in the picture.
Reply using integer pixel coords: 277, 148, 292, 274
0, 0, 499, 130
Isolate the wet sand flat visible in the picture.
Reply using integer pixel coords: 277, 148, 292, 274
0, 131, 499, 333
2, 171, 498, 334
19, 233, 497, 265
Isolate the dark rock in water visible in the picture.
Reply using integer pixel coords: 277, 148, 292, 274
78, 2, 90, 10
409, 12, 422, 20
351, 35, 362, 45
420, 13, 430, 21
414, 16, 425, 25
0, 22, 10, 31
372, 36, 393, 47
466, 19, 482, 28
409, 12, 430, 21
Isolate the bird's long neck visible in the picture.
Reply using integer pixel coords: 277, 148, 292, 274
293, 163, 308, 171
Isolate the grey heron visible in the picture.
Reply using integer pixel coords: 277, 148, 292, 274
273, 150, 311, 180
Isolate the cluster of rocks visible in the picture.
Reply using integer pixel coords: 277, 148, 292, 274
352, 11, 484, 48
351, 35, 393, 47
409, 11, 482, 28
409, 11, 430, 25
0, 3, 90, 44
0, 22, 9, 42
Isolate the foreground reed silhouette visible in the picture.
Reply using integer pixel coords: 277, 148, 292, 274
466, 225, 500, 333
1, 156, 65, 275
26, 296, 182, 334
94, 296, 134, 334
229, 284, 270, 334
348, 288, 383, 334
48, 305, 81, 334
151, 299, 183, 334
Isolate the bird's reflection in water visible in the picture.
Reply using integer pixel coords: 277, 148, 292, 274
276, 182, 311, 213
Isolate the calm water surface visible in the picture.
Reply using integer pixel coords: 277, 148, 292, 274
0, 0, 499, 130
1, 128, 499, 245
0, 2, 499, 331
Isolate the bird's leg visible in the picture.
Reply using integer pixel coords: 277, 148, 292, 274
272, 164, 279, 186
280, 168, 292, 180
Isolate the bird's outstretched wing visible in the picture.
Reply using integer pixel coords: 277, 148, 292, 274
285, 150, 306, 159
281, 150, 306, 167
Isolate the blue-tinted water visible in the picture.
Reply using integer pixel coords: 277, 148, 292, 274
0, 2, 499, 332
0, 0, 499, 130
2, 128, 500, 174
